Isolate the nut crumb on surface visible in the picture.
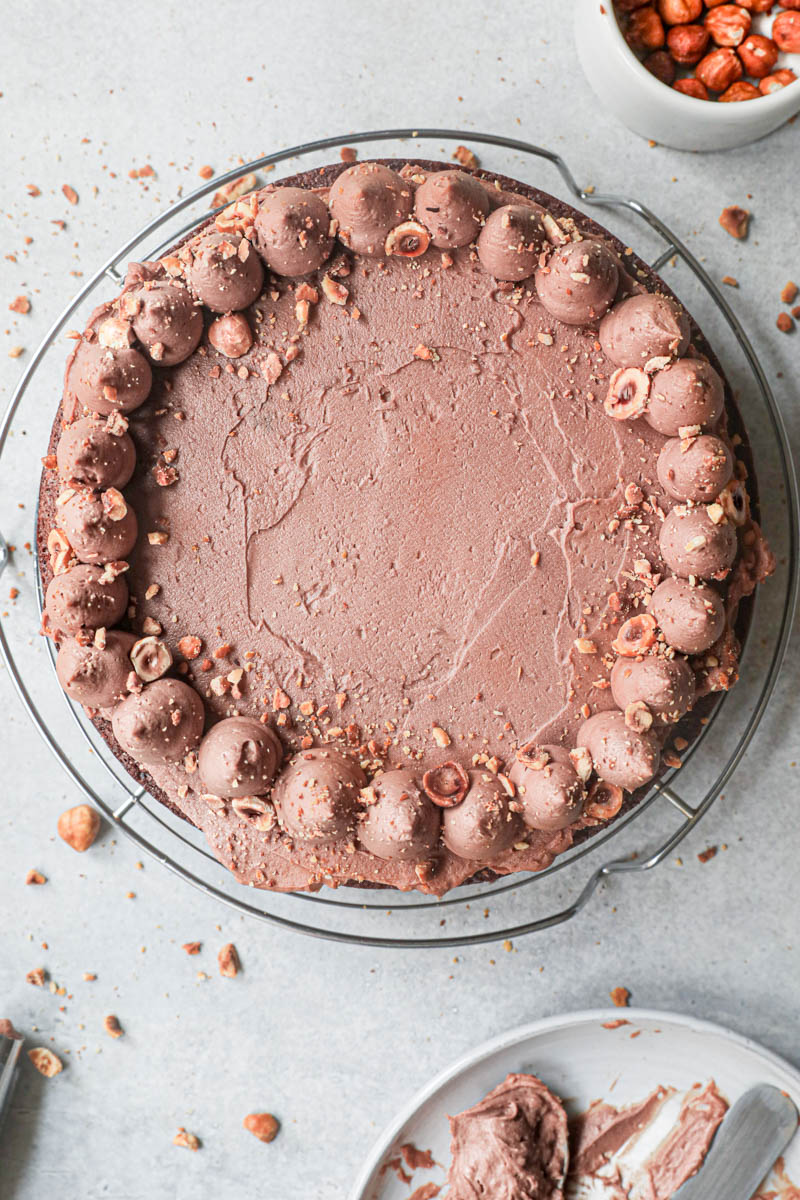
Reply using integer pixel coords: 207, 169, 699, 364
243, 1112, 280, 1143
777, 312, 794, 333
218, 942, 240, 978
718, 205, 749, 239
25, 869, 46, 885
104, 1014, 123, 1038
183, 941, 202, 955
781, 281, 798, 306
28, 1047, 63, 1077
173, 1127, 200, 1151
610, 986, 630, 1008
452, 144, 479, 169
698, 845, 718, 863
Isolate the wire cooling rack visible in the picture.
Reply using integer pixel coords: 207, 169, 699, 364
0, 128, 797, 947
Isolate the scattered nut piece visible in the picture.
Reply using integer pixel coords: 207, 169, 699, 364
26, 967, 46, 987
610, 986, 630, 1009
25, 869, 46, 885
243, 1112, 280, 1143
781, 281, 799, 306
28, 1047, 63, 1077
453, 145, 479, 169
431, 726, 451, 748
104, 1014, 123, 1039
776, 312, 794, 333
57, 804, 101, 852
183, 941, 202, 956
718, 205, 749, 239
218, 942, 240, 978
698, 845, 718, 863
173, 1128, 200, 1151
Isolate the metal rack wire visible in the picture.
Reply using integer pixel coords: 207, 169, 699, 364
1, 128, 797, 947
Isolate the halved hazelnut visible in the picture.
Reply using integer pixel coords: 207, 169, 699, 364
47, 528, 76, 574
624, 700, 654, 732
516, 741, 551, 770
422, 760, 470, 807
584, 779, 625, 822
101, 487, 127, 522
604, 368, 651, 420
717, 478, 748, 526
131, 636, 173, 682
612, 613, 658, 656
385, 221, 431, 258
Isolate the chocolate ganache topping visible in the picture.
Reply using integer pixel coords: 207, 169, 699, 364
38, 158, 774, 896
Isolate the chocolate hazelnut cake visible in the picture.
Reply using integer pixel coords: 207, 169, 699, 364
38, 159, 774, 896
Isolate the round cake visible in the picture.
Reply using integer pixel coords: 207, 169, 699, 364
37, 158, 774, 896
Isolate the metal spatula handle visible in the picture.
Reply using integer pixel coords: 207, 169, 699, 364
674, 1083, 798, 1200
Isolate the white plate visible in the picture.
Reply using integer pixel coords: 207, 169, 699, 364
350, 1008, 800, 1200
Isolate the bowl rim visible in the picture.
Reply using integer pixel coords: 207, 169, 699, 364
600, 1, 800, 119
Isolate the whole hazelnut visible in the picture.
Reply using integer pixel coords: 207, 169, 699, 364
773, 10, 800, 51
738, 0, 776, 9
644, 49, 677, 81
674, 76, 711, 97
626, 6, 666, 48
776, 0, 800, 9
759, 68, 797, 93
737, 33, 779, 75
704, 4, 752, 46
57, 803, 101, 852
667, 22, 711, 61
696, 46, 744, 89
207, 312, 253, 359
719, 79, 760, 99
658, 0, 702, 21
243, 1113, 280, 1143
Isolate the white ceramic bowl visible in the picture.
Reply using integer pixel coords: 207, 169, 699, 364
575, 0, 800, 151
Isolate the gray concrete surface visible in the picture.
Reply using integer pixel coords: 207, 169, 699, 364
0, 2, 798, 1197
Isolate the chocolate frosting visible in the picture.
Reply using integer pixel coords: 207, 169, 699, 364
657, 433, 733, 502
253, 187, 333, 275
186, 231, 263, 313
646, 357, 724, 436
112, 678, 204, 766
198, 716, 282, 798
129, 281, 204, 365
610, 654, 696, 724
56, 630, 136, 708
65, 340, 152, 415
659, 504, 738, 578
599, 293, 690, 368
358, 769, 440, 861
329, 163, 413, 256
535, 239, 619, 326
56, 416, 136, 489
477, 204, 548, 281
44, 563, 128, 636
508, 745, 585, 832
442, 771, 522, 861
413, 169, 489, 249
59, 489, 138, 564
650, 577, 725, 653
578, 710, 661, 791
273, 747, 365, 845
447, 1073, 568, 1200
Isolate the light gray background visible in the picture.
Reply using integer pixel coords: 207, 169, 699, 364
1, 3, 798, 1197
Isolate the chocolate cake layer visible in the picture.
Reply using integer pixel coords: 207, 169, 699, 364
38, 159, 774, 896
